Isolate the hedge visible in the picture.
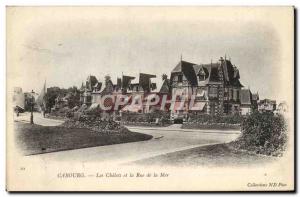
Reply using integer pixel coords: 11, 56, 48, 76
187, 113, 243, 124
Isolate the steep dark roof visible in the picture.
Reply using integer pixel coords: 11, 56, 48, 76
201, 63, 220, 82
87, 75, 98, 85
170, 58, 243, 87
200, 60, 243, 86
122, 75, 135, 90
240, 89, 252, 105
182, 64, 198, 86
223, 60, 243, 87
159, 79, 171, 94
171, 60, 198, 86
101, 80, 114, 95
192, 63, 221, 85
171, 62, 183, 73
139, 73, 156, 92
86, 75, 98, 91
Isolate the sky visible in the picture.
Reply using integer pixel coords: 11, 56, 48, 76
7, 7, 294, 102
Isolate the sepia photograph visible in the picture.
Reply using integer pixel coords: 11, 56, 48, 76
6, 6, 294, 191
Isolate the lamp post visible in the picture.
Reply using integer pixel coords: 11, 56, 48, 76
30, 89, 35, 124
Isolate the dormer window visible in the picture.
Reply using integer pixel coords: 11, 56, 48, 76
198, 74, 205, 81
173, 75, 178, 82
197, 68, 206, 81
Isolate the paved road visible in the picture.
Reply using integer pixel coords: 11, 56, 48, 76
15, 112, 240, 164
22, 113, 240, 165
14, 112, 64, 126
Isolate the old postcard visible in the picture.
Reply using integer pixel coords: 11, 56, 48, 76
6, 6, 294, 191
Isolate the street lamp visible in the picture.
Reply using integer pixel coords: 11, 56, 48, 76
30, 90, 35, 124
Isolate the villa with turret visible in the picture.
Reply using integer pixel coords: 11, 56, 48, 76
170, 56, 259, 118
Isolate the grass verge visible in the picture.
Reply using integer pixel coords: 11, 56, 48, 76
14, 122, 152, 155
133, 142, 276, 167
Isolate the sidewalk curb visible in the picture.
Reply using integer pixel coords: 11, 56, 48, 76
126, 126, 241, 135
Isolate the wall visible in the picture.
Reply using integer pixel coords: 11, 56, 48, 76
241, 106, 251, 115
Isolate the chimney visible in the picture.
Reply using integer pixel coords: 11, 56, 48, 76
219, 57, 224, 63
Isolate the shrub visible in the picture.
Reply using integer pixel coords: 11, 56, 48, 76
187, 113, 242, 124
238, 111, 287, 156
66, 111, 74, 118
120, 110, 171, 126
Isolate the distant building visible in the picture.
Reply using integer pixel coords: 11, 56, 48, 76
80, 73, 159, 113
126, 73, 157, 94
13, 87, 25, 111
275, 101, 288, 115
81, 72, 171, 114
80, 75, 100, 106
258, 99, 276, 112
122, 73, 158, 113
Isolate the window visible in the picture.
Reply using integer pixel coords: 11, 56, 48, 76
173, 75, 178, 82
233, 105, 240, 114
196, 88, 206, 100
178, 75, 183, 82
198, 74, 205, 81
210, 103, 215, 115
197, 68, 206, 81
209, 87, 218, 98
196, 88, 205, 96
233, 89, 240, 101
86, 96, 91, 103
229, 89, 233, 100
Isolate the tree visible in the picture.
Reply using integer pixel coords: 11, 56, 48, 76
67, 87, 81, 108
45, 87, 61, 111
162, 74, 168, 81
45, 86, 81, 111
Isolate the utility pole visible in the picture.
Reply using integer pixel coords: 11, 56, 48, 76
30, 89, 35, 124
